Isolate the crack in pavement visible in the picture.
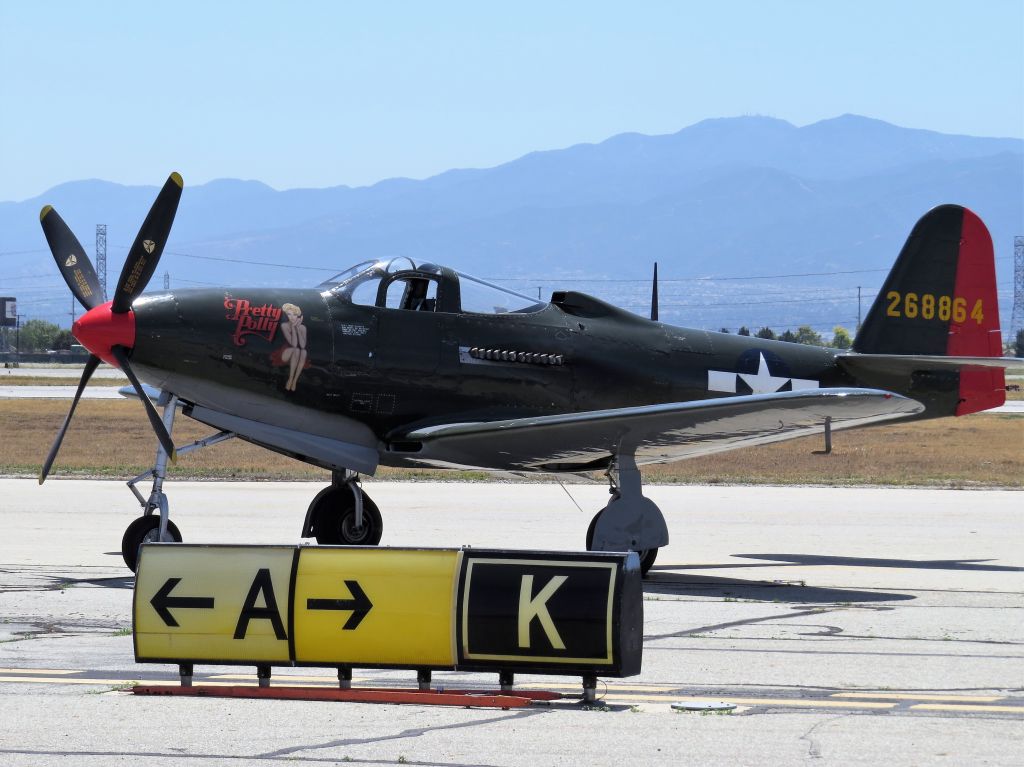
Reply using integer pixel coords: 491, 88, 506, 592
0, 748, 499, 766
644, 608, 832, 641
255, 708, 545, 759
799, 713, 853, 760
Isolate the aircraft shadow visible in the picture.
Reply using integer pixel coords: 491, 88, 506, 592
642, 571, 913, 604
42, 573, 135, 591
732, 553, 1023, 572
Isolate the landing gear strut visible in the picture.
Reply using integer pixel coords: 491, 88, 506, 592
585, 454, 668, 576
122, 391, 234, 571
303, 470, 383, 546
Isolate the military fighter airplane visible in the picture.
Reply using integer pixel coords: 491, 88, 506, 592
38, 173, 1024, 572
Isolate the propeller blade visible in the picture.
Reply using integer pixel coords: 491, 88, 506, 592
39, 354, 102, 484
110, 346, 176, 461
39, 206, 103, 311
111, 172, 183, 313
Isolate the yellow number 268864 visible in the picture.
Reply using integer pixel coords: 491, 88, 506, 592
885, 291, 984, 325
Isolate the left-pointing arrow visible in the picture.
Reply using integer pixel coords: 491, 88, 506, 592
151, 577, 215, 627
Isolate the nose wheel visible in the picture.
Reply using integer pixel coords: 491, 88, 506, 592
122, 514, 182, 572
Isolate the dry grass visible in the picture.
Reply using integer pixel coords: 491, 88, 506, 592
0, 377, 125, 386
0, 399, 1020, 487
644, 416, 1023, 488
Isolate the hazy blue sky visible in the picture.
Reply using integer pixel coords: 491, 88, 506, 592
2, 0, 1021, 202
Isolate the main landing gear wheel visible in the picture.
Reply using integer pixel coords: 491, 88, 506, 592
308, 485, 383, 546
121, 516, 181, 572
586, 511, 658, 576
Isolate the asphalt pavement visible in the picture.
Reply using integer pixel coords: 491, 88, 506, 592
0, 479, 1021, 765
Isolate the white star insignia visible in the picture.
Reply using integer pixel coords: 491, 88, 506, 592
707, 352, 819, 394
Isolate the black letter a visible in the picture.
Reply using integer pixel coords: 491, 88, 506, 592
234, 568, 287, 640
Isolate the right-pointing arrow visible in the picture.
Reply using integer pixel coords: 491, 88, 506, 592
151, 577, 215, 627
307, 579, 373, 630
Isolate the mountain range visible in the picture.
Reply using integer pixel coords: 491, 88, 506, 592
2, 114, 1021, 334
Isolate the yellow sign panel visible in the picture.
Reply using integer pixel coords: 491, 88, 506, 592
293, 548, 458, 667
134, 545, 294, 663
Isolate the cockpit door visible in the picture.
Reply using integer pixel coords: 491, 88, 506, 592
374, 274, 444, 375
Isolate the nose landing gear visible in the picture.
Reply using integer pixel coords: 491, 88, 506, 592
122, 391, 234, 571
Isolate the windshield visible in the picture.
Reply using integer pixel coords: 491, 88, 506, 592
322, 258, 545, 314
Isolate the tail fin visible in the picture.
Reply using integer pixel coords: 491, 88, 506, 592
850, 205, 1005, 415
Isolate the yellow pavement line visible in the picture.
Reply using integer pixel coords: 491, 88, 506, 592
0, 676, 271, 688
521, 681, 681, 693
833, 692, 1006, 703
605, 694, 896, 709
0, 668, 79, 675
0, 676, 159, 686
911, 703, 1024, 714
207, 674, 371, 683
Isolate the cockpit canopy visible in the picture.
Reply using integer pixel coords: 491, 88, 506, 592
319, 258, 545, 315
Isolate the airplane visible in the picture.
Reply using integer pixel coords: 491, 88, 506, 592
37, 173, 1024, 572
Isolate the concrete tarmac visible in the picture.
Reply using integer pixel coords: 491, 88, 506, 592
0, 479, 1021, 765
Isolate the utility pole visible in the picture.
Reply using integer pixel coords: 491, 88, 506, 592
1011, 236, 1024, 344
857, 286, 862, 331
96, 224, 107, 301
164, 272, 170, 290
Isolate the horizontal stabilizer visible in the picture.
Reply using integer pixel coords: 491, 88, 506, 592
839, 354, 1024, 374
838, 354, 1020, 416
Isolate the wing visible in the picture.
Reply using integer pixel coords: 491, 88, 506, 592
393, 388, 923, 472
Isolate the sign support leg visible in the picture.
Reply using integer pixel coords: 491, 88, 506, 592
178, 663, 193, 688
499, 670, 514, 692
582, 675, 597, 704
337, 666, 352, 690
257, 665, 272, 688
417, 669, 431, 691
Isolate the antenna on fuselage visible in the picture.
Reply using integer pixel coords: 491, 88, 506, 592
650, 262, 659, 322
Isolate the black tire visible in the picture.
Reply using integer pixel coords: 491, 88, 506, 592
311, 486, 383, 546
585, 510, 658, 577
121, 516, 181, 572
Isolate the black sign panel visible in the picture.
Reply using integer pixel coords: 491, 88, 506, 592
0, 297, 15, 328
456, 550, 642, 676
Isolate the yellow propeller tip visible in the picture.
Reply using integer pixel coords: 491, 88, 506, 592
170, 450, 178, 463
38, 474, 45, 485
170, 172, 183, 188
39, 205, 53, 221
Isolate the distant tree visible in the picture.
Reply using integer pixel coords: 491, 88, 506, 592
19, 319, 62, 352
755, 327, 776, 340
737, 326, 751, 336
719, 327, 730, 334
52, 329, 75, 350
779, 329, 797, 343
831, 326, 852, 350
794, 325, 824, 346
1016, 329, 1024, 358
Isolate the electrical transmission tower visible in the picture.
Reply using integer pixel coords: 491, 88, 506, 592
1012, 236, 1024, 343
164, 272, 170, 290
95, 224, 107, 301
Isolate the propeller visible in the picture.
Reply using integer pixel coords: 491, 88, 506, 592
37, 173, 183, 483
39, 206, 103, 311
112, 173, 183, 313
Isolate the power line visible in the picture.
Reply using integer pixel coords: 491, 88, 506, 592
164, 250, 339, 272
